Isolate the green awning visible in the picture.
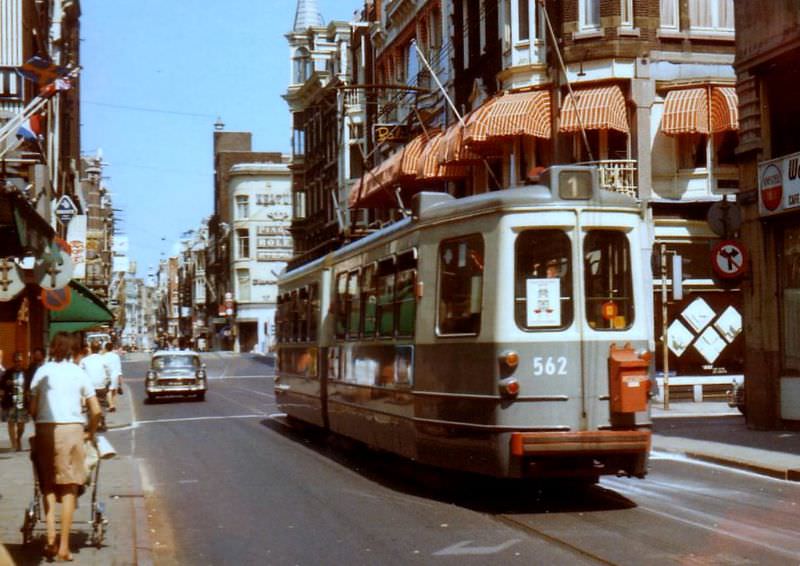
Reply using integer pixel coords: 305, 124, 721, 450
49, 280, 113, 339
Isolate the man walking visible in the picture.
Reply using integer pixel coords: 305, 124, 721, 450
102, 342, 123, 412
80, 341, 110, 429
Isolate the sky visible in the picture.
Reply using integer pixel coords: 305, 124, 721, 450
80, 0, 360, 276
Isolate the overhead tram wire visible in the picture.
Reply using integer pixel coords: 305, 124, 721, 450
344, 0, 502, 208
82, 100, 217, 119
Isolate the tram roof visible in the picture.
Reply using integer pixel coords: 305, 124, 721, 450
280, 166, 640, 282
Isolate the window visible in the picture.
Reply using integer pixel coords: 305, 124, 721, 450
362, 264, 377, 337
437, 235, 484, 335
621, 0, 633, 27
580, 0, 600, 30
689, 0, 734, 31
347, 270, 360, 338
237, 269, 251, 302
236, 195, 249, 219
584, 231, 634, 330
660, 0, 678, 30
782, 226, 800, 372
406, 40, 419, 86
396, 251, 417, 338
236, 229, 250, 259
515, 230, 573, 330
376, 258, 396, 337
518, 0, 530, 41
299, 287, 309, 341
335, 273, 347, 339
309, 283, 319, 342
678, 134, 708, 169
714, 131, 737, 167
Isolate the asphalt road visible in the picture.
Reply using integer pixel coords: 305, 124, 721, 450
110, 353, 800, 565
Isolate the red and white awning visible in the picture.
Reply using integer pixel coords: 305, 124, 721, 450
661, 86, 738, 136
464, 90, 551, 143
559, 85, 629, 134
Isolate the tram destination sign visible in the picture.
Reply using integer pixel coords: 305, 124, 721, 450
758, 151, 800, 217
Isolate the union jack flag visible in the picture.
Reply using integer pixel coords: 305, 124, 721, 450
16, 55, 67, 86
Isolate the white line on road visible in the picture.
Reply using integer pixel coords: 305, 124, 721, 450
433, 540, 521, 556
115, 414, 269, 429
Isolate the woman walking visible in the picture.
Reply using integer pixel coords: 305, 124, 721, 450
1, 351, 31, 451
29, 333, 102, 561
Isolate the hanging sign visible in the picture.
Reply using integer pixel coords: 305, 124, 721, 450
758, 152, 800, 217
0, 258, 25, 302
35, 239, 74, 290
711, 240, 748, 280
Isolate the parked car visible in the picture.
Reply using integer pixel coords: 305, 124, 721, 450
145, 350, 207, 402
726, 380, 745, 416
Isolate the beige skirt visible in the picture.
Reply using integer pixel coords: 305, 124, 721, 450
35, 423, 86, 489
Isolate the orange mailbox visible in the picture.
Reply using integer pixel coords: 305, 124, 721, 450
608, 343, 651, 413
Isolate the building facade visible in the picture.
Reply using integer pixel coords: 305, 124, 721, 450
734, 0, 800, 428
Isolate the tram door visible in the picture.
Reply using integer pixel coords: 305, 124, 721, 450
580, 229, 638, 429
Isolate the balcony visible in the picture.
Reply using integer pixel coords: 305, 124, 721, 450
577, 159, 638, 199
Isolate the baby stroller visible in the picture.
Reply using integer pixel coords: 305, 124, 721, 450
20, 435, 114, 548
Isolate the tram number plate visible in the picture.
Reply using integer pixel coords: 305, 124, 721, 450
532, 356, 568, 376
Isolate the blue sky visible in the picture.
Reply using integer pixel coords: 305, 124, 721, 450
80, 1, 359, 276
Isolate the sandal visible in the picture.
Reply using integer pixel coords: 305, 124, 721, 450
55, 553, 74, 562
43, 543, 58, 559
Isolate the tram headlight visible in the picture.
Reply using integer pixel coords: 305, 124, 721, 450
500, 350, 519, 370
499, 377, 520, 399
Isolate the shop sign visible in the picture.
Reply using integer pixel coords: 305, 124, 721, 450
0, 258, 25, 302
374, 123, 408, 144
758, 151, 800, 217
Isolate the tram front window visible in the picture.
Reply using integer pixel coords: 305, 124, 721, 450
515, 230, 573, 330
438, 235, 484, 335
584, 230, 634, 330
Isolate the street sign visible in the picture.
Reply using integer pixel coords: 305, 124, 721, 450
41, 286, 72, 311
55, 195, 78, 225
707, 198, 741, 238
34, 247, 74, 290
711, 240, 748, 280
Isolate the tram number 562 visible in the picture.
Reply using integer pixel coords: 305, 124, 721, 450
533, 356, 568, 376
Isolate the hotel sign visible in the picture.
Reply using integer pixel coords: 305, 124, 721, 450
758, 151, 800, 217
374, 123, 408, 145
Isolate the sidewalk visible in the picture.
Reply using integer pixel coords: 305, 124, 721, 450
652, 401, 800, 481
0, 389, 150, 565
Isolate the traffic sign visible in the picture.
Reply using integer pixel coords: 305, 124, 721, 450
55, 195, 78, 225
711, 240, 748, 280
41, 286, 72, 311
0, 258, 25, 302
707, 198, 741, 238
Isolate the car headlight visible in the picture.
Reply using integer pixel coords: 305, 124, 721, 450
146, 370, 156, 382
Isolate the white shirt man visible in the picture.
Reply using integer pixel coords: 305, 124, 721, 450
80, 350, 109, 391
101, 344, 124, 411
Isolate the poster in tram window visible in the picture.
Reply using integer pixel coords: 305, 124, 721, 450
526, 278, 560, 327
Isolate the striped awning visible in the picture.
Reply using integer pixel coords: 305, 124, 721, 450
661, 86, 739, 136
710, 86, 738, 133
559, 85, 629, 133
417, 132, 470, 180
438, 121, 482, 164
465, 90, 551, 143
661, 88, 709, 135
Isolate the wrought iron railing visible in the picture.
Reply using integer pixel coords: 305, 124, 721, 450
577, 159, 638, 199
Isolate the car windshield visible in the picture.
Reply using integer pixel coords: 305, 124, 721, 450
153, 355, 199, 370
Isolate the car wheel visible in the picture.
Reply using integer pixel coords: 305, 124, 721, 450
196, 392, 206, 402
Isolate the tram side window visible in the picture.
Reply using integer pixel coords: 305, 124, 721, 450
347, 270, 360, 339
362, 264, 377, 337
515, 230, 573, 330
290, 291, 300, 342
396, 250, 417, 338
309, 283, 319, 342
584, 230, 634, 330
335, 273, 347, 339
438, 235, 484, 335
376, 258, 396, 337
276, 295, 285, 343
298, 287, 309, 341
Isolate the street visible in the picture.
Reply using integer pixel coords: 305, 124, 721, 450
103, 353, 800, 565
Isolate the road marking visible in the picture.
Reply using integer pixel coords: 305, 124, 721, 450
116, 414, 268, 429
178, 479, 198, 484
433, 540, 521, 556
210, 375, 273, 380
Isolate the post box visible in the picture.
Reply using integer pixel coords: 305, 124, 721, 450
608, 343, 651, 413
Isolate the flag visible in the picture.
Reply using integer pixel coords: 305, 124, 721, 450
16, 55, 67, 85
15, 126, 37, 143
40, 78, 71, 98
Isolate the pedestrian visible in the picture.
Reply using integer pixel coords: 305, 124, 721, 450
29, 332, 102, 562
1, 351, 32, 451
80, 341, 109, 430
101, 342, 123, 412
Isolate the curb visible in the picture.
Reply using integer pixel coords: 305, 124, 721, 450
130, 459, 153, 566
681, 451, 800, 482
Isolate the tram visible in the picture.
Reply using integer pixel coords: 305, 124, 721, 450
275, 166, 654, 481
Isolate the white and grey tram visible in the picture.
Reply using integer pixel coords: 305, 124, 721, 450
275, 166, 654, 481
